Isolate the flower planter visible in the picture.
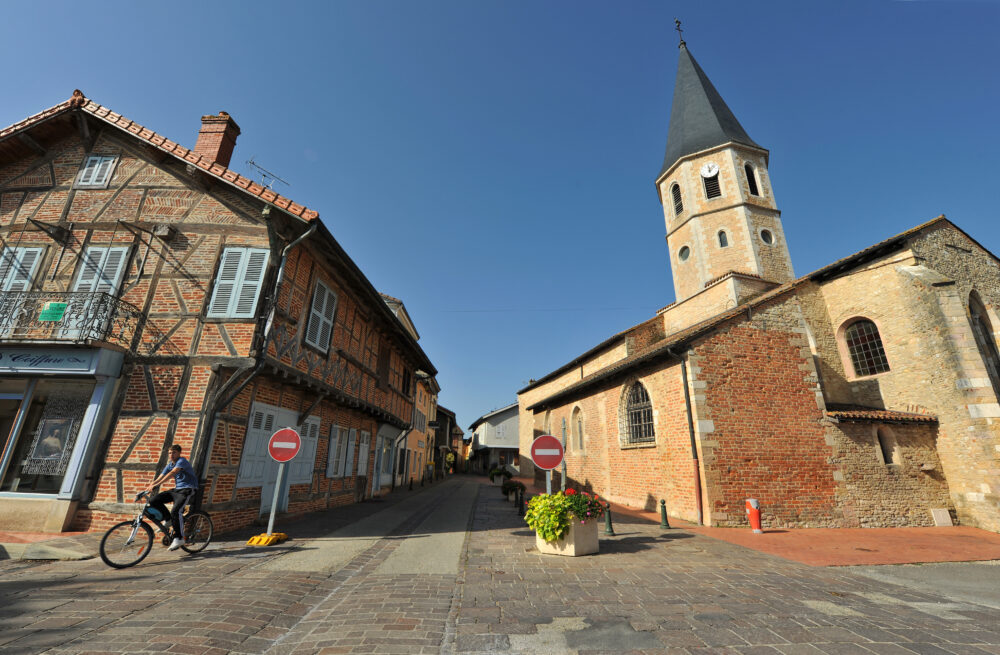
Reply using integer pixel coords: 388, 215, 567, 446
535, 519, 599, 556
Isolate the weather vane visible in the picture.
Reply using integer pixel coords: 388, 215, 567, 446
674, 18, 686, 48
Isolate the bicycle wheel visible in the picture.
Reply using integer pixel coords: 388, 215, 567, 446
100, 520, 154, 569
180, 511, 213, 553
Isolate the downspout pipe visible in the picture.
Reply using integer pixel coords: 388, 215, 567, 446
670, 347, 703, 526
196, 220, 318, 480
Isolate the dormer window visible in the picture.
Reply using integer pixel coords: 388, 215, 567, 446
670, 184, 683, 215
745, 163, 760, 196
718, 231, 728, 248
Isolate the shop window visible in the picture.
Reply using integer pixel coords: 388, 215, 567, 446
304, 281, 338, 352
206, 247, 270, 318
0, 380, 95, 494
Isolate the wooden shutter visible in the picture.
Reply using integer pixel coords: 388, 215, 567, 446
233, 249, 269, 318
326, 425, 342, 478
207, 248, 250, 317
1, 247, 43, 292
76, 155, 117, 187
72, 248, 105, 293
94, 247, 128, 294
357, 431, 371, 476
343, 429, 357, 477
237, 405, 277, 487
94, 156, 116, 186
318, 285, 337, 348
76, 156, 100, 186
305, 282, 338, 351
290, 417, 319, 484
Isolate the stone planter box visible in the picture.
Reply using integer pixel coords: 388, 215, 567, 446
535, 519, 600, 556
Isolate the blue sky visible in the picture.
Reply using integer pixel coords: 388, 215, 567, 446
3, 1, 998, 432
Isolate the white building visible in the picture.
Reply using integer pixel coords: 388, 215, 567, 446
468, 403, 519, 473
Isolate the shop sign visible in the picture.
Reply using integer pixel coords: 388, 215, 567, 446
0, 348, 96, 373
38, 302, 68, 322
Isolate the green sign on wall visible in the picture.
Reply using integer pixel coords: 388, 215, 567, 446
38, 302, 68, 322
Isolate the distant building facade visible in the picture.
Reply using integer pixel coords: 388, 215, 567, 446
469, 403, 519, 474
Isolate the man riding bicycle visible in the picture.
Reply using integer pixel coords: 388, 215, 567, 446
145, 444, 199, 551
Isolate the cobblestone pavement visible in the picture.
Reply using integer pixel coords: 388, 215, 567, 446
1, 477, 1000, 655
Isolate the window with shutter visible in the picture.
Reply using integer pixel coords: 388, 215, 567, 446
327, 425, 343, 478
207, 247, 271, 318
0, 247, 44, 292
237, 405, 279, 487
75, 155, 118, 188
357, 431, 371, 476
290, 417, 320, 484
304, 281, 338, 352
343, 429, 357, 477
72, 247, 129, 295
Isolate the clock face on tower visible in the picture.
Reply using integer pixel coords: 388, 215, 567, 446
700, 162, 720, 178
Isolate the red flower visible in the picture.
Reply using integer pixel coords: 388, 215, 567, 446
565, 488, 577, 495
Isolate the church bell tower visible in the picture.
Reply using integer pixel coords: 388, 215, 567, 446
657, 31, 794, 304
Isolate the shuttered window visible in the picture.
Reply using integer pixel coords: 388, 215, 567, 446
670, 184, 683, 215
304, 281, 338, 352
207, 247, 270, 318
289, 417, 320, 485
72, 247, 129, 295
75, 155, 118, 188
703, 174, 721, 199
0, 247, 44, 292
357, 431, 371, 477
237, 406, 277, 487
343, 429, 357, 478
327, 425, 347, 478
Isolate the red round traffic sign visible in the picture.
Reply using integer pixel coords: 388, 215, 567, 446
268, 428, 301, 463
531, 434, 564, 470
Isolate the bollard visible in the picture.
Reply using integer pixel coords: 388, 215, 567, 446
604, 501, 615, 536
409, 478, 413, 491
746, 498, 763, 534
660, 499, 671, 529
517, 489, 525, 517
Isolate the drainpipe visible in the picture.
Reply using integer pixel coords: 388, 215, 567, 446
670, 347, 703, 526
196, 220, 318, 479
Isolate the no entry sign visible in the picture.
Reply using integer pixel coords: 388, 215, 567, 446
268, 428, 301, 463
531, 434, 564, 470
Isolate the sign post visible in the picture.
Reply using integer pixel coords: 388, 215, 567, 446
530, 434, 564, 495
248, 427, 300, 546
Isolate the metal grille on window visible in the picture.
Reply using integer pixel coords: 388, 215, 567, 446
622, 382, 655, 445
704, 174, 721, 199
671, 184, 683, 214
845, 320, 890, 377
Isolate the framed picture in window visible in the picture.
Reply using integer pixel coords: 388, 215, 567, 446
30, 418, 75, 460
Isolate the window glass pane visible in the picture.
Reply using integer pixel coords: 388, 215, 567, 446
1, 380, 95, 493
845, 320, 890, 377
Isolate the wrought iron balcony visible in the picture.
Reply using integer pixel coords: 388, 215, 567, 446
0, 292, 145, 350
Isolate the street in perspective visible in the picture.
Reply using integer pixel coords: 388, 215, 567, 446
3, 3, 1000, 655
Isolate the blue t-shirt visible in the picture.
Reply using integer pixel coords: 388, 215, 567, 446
162, 456, 198, 490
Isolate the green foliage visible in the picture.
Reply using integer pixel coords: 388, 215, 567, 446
524, 490, 606, 542
489, 467, 512, 482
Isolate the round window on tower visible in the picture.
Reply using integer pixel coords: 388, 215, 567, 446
678, 246, 690, 261
760, 229, 774, 245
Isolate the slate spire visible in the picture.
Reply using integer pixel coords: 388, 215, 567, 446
659, 43, 761, 178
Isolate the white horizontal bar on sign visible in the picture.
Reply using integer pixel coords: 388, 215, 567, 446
273, 441, 297, 448
535, 449, 561, 455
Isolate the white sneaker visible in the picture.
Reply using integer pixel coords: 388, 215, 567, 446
168, 537, 183, 551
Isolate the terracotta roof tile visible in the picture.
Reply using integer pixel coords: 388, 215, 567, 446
0, 100, 73, 141
825, 404, 937, 424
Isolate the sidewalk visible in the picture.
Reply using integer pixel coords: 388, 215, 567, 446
517, 476, 1000, 567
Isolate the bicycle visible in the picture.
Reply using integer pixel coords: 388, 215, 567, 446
99, 491, 214, 568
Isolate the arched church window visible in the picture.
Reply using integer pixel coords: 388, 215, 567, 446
845, 319, 890, 377
572, 407, 584, 451
621, 382, 655, 445
718, 231, 728, 248
703, 174, 721, 199
671, 184, 683, 215
678, 246, 690, 261
745, 163, 760, 196
969, 292, 1000, 398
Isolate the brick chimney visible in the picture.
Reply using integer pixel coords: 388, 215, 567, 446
193, 112, 241, 167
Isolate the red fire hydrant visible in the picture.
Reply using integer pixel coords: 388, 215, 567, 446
746, 498, 763, 534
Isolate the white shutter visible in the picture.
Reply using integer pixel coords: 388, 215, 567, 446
343, 429, 357, 477
305, 282, 337, 351
1, 247, 43, 292
76, 157, 100, 186
72, 248, 105, 293
76, 155, 117, 187
233, 249, 270, 318
237, 405, 279, 487
290, 417, 319, 484
357, 431, 371, 476
94, 157, 115, 185
207, 248, 244, 317
326, 425, 342, 478
95, 247, 128, 294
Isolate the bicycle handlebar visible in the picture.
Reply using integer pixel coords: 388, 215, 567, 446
134, 491, 150, 502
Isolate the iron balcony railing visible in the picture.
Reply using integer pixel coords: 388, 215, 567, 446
0, 291, 145, 350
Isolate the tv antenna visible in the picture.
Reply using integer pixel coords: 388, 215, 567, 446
246, 156, 290, 190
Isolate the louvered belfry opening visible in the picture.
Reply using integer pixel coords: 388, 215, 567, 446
745, 163, 759, 196
704, 174, 721, 199
671, 184, 683, 214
